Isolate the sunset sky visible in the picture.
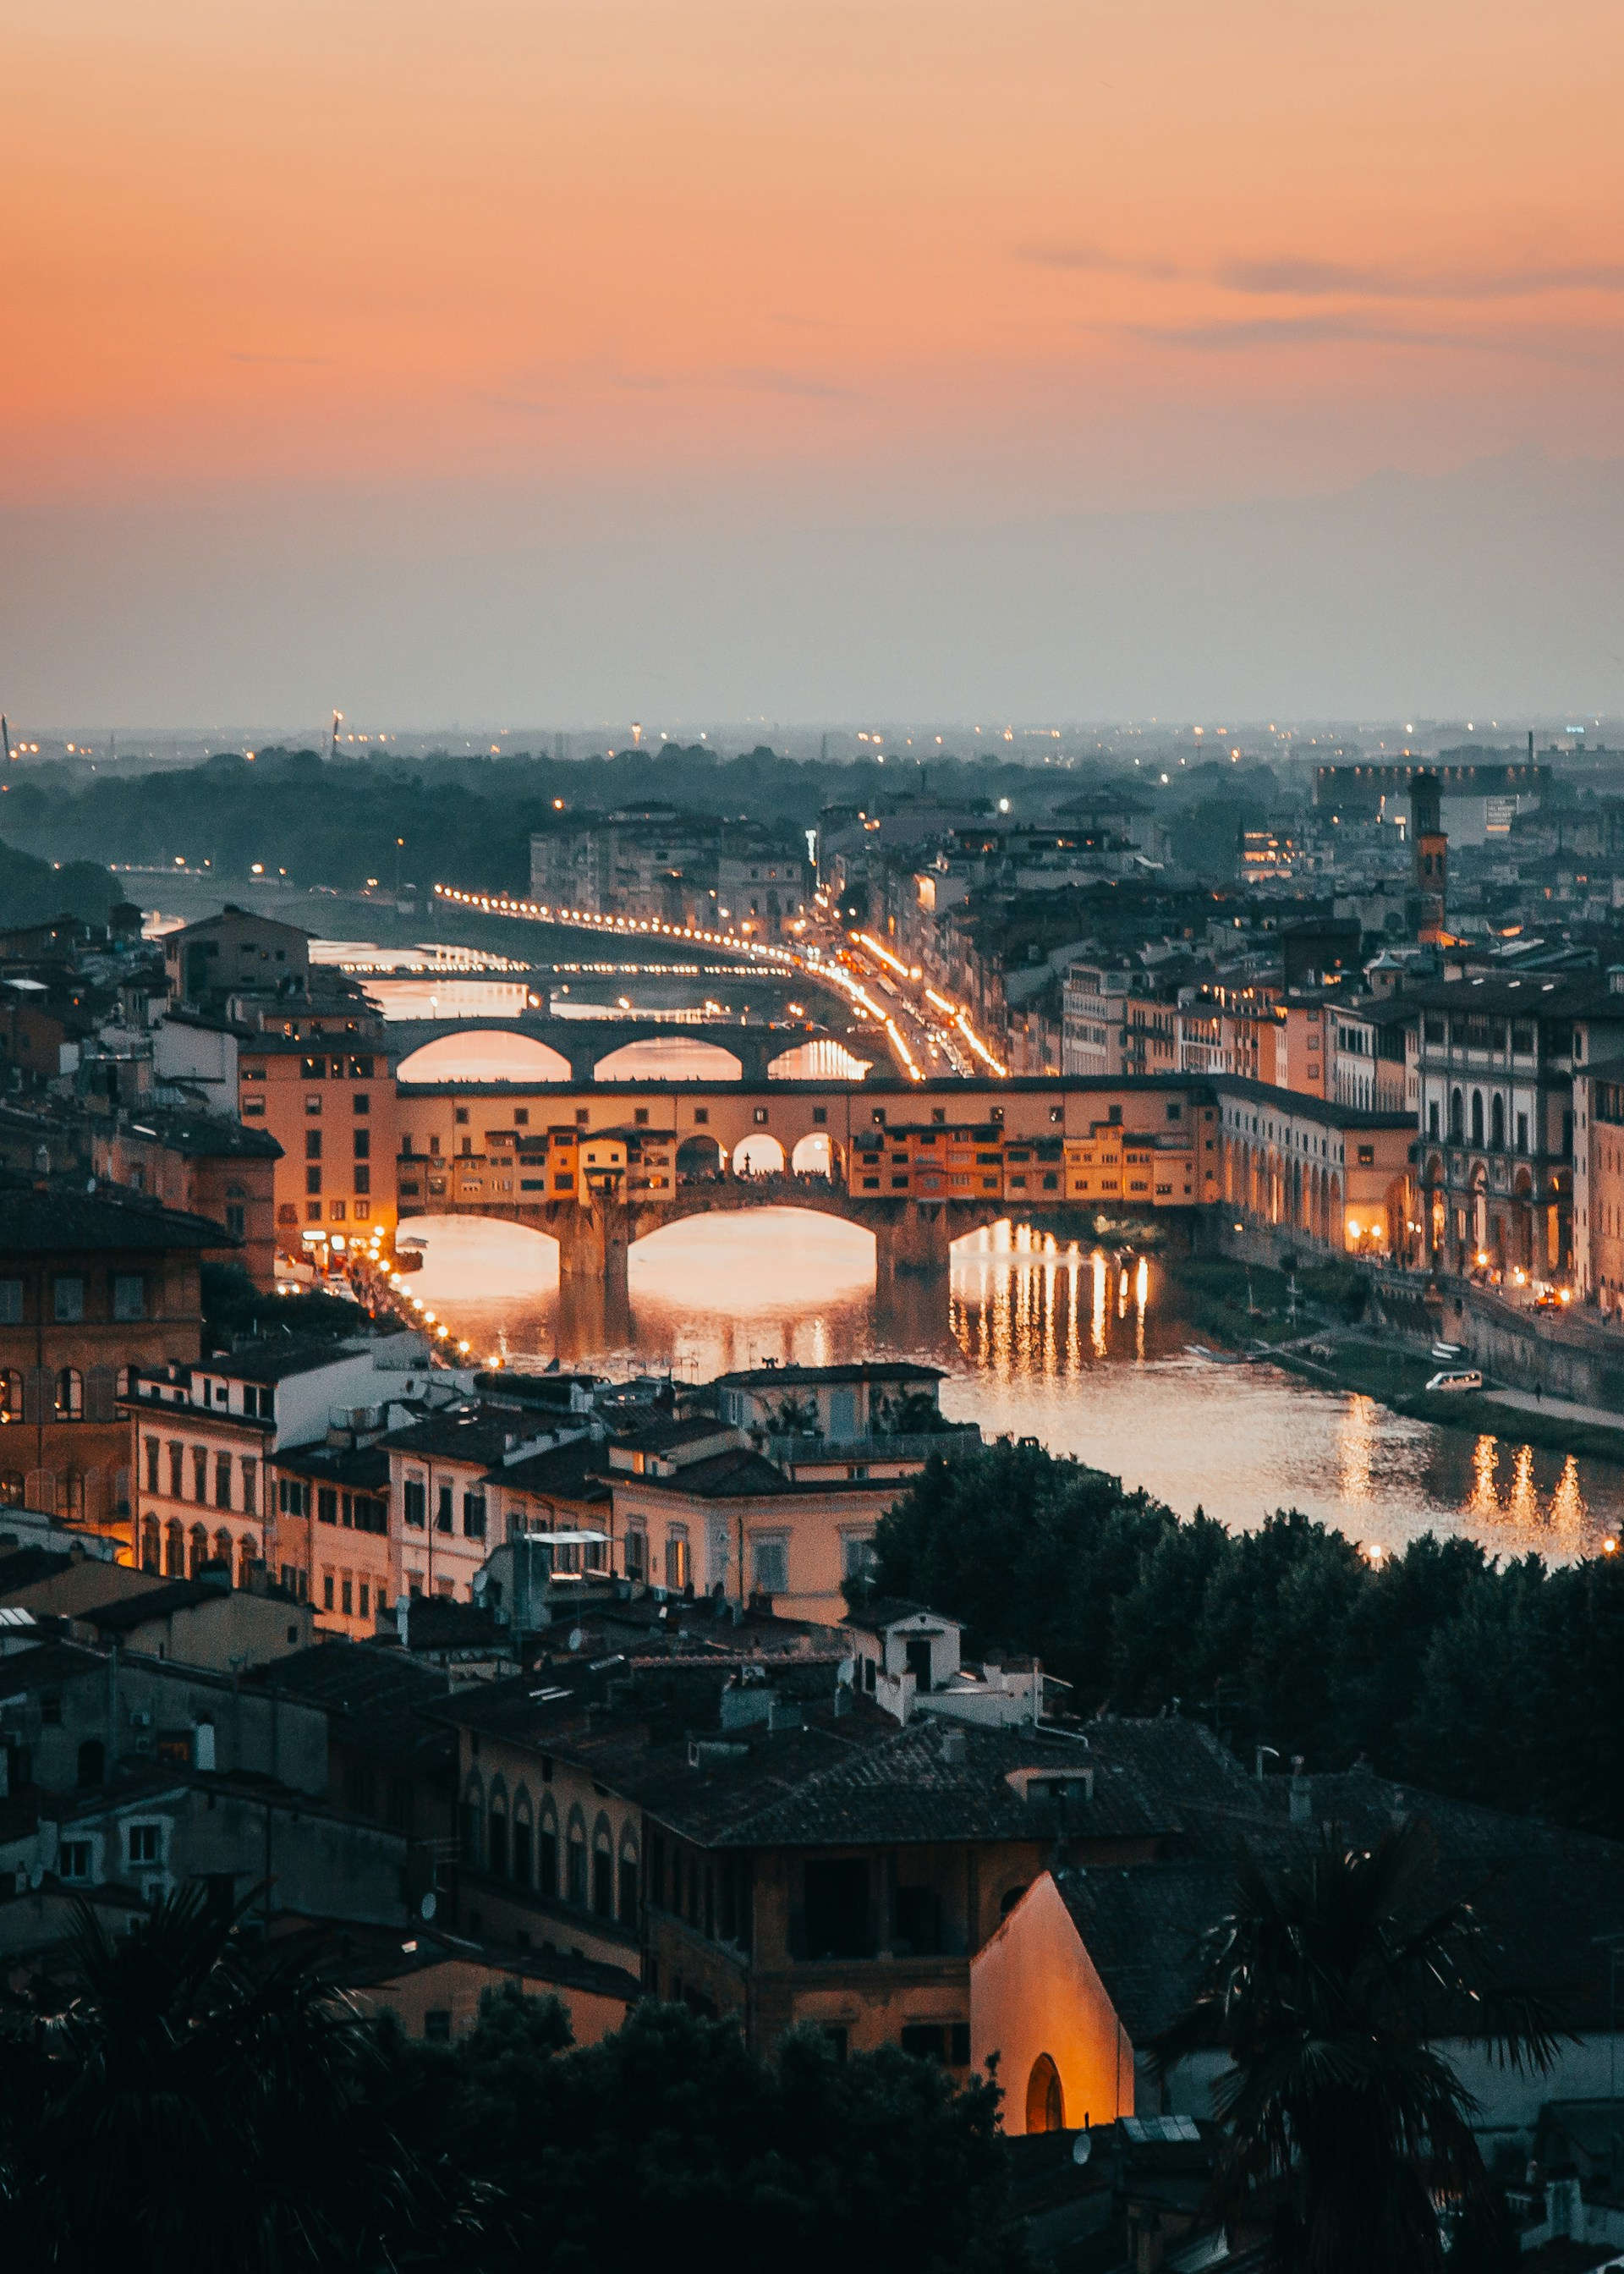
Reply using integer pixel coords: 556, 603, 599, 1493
5, 0, 1624, 724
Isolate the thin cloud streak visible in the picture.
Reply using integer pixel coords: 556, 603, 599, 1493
1223, 256, 1624, 299
1122, 313, 1624, 364
1018, 241, 1184, 280
1025, 244, 1624, 302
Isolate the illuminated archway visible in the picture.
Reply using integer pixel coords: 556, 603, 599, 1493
391, 1215, 560, 1299
1025, 2053, 1064, 2135
593, 1036, 743, 1082
732, 1134, 787, 1177
396, 1030, 572, 1084
768, 1040, 871, 1081
790, 1132, 837, 1178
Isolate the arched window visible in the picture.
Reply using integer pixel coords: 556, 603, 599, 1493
212, 1527, 232, 1569
1450, 1087, 1464, 1141
0, 1473, 22, 1509
618, 1832, 639, 1925
140, 1515, 161, 1572
460, 1773, 485, 1867
0, 1370, 21, 1423
488, 1780, 510, 1878
54, 1369, 83, 1420
1491, 1094, 1506, 1150
1025, 2053, 1064, 2135
237, 1533, 257, 1587
592, 1815, 614, 1918
189, 1523, 209, 1577
1470, 1090, 1484, 1146
1000, 1884, 1029, 1919
538, 1801, 559, 1899
77, 1738, 105, 1788
567, 1810, 588, 1906
512, 1789, 534, 1888
164, 1519, 185, 1575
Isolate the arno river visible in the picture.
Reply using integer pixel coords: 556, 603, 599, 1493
401, 1207, 1624, 1559
238, 919, 1624, 1561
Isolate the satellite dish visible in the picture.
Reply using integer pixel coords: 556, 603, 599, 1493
568, 1627, 584, 1653
419, 1890, 437, 1922
1073, 2131, 1093, 2167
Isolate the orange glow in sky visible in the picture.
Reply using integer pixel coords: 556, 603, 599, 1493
9, 0, 1624, 506
5, 0, 1624, 719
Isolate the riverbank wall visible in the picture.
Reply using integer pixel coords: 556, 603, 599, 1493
1446, 1286, 1624, 1414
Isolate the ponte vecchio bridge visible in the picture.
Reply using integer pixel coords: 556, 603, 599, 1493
388, 1045, 1227, 1305
251, 1021, 1413, 1299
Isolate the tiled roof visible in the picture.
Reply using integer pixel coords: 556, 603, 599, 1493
488, 1436, 611, 1502
0, 1175, 232, 1255
1256, 1770, 1624, 2034
615, 1413, 733, 1454
840, 1596, 956, 1632
76, 1577, 299, 1631
121, 1112, 283, 1160
377, 1405, 546, 1464
623, 1447, 794, 1499
0, 1639, 113, 1693
444, 1667, 1256, 1854
273, 1917, 639, 2007
272, 1442, 391, 1490
620, 1452, 904, 1502
0, 1547, 77, 1596
212, 1338, 370, 1385
725, 1716, 1251, 1851
242, 1640, 455, 1765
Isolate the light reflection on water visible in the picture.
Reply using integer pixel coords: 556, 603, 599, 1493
400, 1209, 1624, 1558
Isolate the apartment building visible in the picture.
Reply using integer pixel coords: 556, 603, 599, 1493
123, 1334, 444, 1595
1276, 995, 1332, 1097
1569, 1055, 1624, 1310
605, 1417, 911, 1622
94, 1108, 283, 1289
238, 1034, 398, 1261
1329, 997, 1414, 1116
1413, 976, 1624, 1279
376, 1403, 572, 1608
164, 906, 311, 1009
0, 1177, 222, 1538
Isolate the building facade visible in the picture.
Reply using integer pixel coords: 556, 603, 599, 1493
0, 1179, 222, 1537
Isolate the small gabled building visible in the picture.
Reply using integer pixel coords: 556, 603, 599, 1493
974, 1764, 1624, 2145
71, 1569, 313, 1669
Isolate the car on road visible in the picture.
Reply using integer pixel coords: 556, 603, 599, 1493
1424, 1367, 1484, 1393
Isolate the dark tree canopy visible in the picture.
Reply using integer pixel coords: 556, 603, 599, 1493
864, 1440, 1624, 1837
